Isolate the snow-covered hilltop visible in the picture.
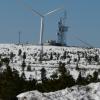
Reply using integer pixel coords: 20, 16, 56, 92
0, 44, 100, 81
17, 82, 100, 100
0, 44, 100, 100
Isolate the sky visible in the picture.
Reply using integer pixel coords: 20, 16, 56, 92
0, 0, 100, 47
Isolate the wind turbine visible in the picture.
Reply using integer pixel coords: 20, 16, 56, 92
31, 7, 64, 45
30, 7, 64, 61
17, 0, 64, 61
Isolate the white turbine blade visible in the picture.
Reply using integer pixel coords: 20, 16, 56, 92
31, 9, 43, 17
44, 7, 64, 16
17, 0, 43, 17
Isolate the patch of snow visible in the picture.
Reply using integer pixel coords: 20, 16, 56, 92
17, 82, 100, 100
0, 44, 100, 81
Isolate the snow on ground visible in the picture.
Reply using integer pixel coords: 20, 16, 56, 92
1, 44, 100, 99
0, 44, 100, 81
17, 82, 100, 100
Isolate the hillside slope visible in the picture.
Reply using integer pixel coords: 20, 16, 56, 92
0, 44, 100, 81
17, 82, 100, 100
0, 44, 100, 99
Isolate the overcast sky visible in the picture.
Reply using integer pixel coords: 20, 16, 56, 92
0, 0, 100, 47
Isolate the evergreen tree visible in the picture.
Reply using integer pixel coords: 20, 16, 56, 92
87, 56, 92, 64
12, 68, 20, 80
3, 65, 13, 80
1, 57, 10, 66
77, 53, 80, 62
58, 62, 66, 75
77, 72, 83, 85
92, 71, 98, 82
94, 54, 99, 62
18, 49, 22, 56
23, 52, 26, 60
0, 66, 20, 100
74, 58, 77, 62
10, 52, 14, 62
86, 74, 92, 83
21, 61, 26, 71
27, 65, 31, 71
76, 72, 87, 85
50, 72, 58, 79
21, 72, 26, 80
63, 51, 67, 59
50, 52, 53, 60
58, 62, 75, 88
76, 63, 79, 70
0, 61, 3, 67
40, 67, 47, 82
0, 54, 1, 59
67, 58, 71, 64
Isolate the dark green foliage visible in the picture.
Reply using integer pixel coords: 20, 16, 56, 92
10, 52, 15, 61
0, 65, 99, 99
27, 65, 31, 71
74, 58, 77, 62
21, 61, 26, 71
1, 57, 10, 65
23, 52, 26, 60
50, 72, 58, 79
92, 71, 98, 82
58, 62, 75, 87
58, 62, 67, 75
37, 62, 75, 92
18, 49, 22, 56
86, 74, 93, 83
94, 54, 99, 62
76, 71, 99, 86
77, 72, 83, 85
0, 65, 37, 100
76, 63, 79, 70
67, 58, 71, 64
0, 56, 100, 99
86, 55, 98, 65
57, 53, 60, 60
0, 61, 3, 67
58, 73, 75, 88
76, 72, 88, 85
50, 52, 53, 60
40, 68, 47, 82
21, 72, 26, 80
0, 66, 20, 99
63, 51, 67, 59
0, 54, 1, 59
77, 53, 80, 62
87, 56, 92, 64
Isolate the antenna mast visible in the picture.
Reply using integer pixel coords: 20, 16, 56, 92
18, 31, 21, 45
57, 10, 68, 46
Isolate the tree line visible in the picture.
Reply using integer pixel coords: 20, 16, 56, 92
0, 60, 99, 100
